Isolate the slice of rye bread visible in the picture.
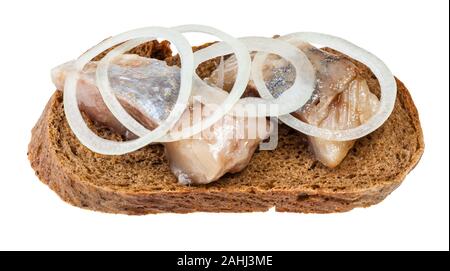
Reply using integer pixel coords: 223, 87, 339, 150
28, 41, 424, 214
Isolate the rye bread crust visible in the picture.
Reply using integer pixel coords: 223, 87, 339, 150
28, 44, 424, 214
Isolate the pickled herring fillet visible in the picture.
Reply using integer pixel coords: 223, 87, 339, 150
292, 42, 380, 168
206, 41, 380, 168
305, 79, 379, 167
51, 54, 269, 184
52, 54, 180, 135
166, 101, 269, 184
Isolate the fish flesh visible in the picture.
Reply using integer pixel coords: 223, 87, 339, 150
52, 54, 269, 184
206, 40, 380, 168
166, 101, 268, 184
52, 55, 180, 136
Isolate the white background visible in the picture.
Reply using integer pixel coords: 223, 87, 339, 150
0, 0, 448, 251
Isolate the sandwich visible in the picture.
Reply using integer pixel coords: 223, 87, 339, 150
28, 25, 424, 214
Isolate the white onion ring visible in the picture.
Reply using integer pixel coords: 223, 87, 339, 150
95, 24, 252, 142
255, 32, 397, 141
63, 27, 193, 155
244, 37, 315, 116
169, 25, 251, 141
191, 37, 315, 117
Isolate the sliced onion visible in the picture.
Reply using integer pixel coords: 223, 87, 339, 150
165, 25, 252, 141
64, 27, 194, 155
244, 36, 315, 116
272, 32, 397, 141
95, 25, 252, 142
192, 37, 315, 118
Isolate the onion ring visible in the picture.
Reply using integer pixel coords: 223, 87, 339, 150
95, 24, 252, 142
255, 32, 397, 141
192, 37, 315, 117
64, 27, 193, 155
